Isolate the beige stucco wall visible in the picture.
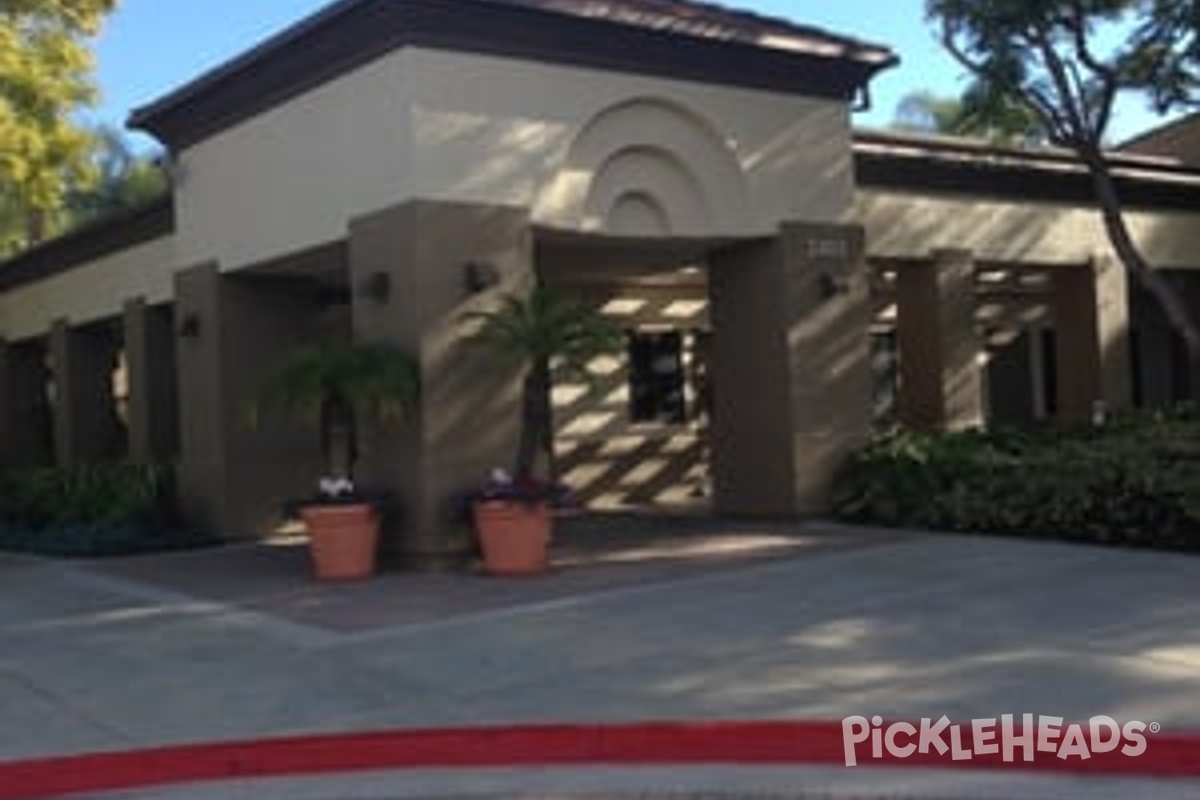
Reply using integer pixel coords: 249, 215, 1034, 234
173, 52, 414, 272
0, 235, 176, 341
860, 189, 1200, 268
174, 46, 856, 272
405, 48, 855, 236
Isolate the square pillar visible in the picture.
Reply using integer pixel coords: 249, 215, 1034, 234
1051, 257, 1131, 424
49, 319, 124, 466
895, 249, 984, 430
174, 264, 326, 538
349, 200, 532, 567
1095, 256, 1132, 413
708, 222, 872, 517
174, 264, 222, 535
124, 298, 179, 463
0, 338, 54, 469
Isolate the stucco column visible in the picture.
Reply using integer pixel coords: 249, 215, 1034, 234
174, 264, 325, 538
49, 319, 124, 466
350, 200, 531, 568
1095, 256, 1132, 414
1051, 257, 1131, 424
708, 222, 872, 517
895, 249, 983, 430
124, 298, 179, 463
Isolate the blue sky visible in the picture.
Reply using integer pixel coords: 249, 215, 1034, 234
88, 0, 1173, 150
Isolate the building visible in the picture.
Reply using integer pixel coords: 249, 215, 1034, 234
2, 0, 1200, 563
1122, 112, 1200, 164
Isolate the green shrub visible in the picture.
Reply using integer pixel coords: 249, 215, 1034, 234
0, 463, 209, 558
832, 410, 1200, 552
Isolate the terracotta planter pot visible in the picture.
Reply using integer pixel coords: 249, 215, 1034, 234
300, 503, 379, 581
473, 500, 552, 575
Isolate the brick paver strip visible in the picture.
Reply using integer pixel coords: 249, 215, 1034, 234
1, 721, 1199, 799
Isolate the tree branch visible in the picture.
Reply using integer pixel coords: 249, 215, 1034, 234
1065, 0, 1118, 136
1031, 27, 1091, 146
940, 20, 1067, 142
1093, 73, 1119, 138
1067, 0, 1119, 80
938, 17, 989, 76
1020, 84, 1072, 144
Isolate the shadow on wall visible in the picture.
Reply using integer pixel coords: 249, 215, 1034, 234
536, 96, 752, 235
861, 195, 1095, 265
549, 279, 711, 510
1130, 271, 1200, 407
558, 435, 706, 510
869, 261, 1058, 429
1136, 210, 1200, 271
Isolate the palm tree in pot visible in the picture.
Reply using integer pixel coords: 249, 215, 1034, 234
254, 341, 420, 580
465, 286, 623, 574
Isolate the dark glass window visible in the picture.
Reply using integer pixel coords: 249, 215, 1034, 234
628, 331, 686, 424
1129, 327, 1143, 409
1171, 330, 1191, 404
1041, 328, 1058, 418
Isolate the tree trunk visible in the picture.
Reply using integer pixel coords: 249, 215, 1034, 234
538, 359, 558, 483
24, 208, 45, 247
515, 359, 555, 481
1082, 145, 1200, 402
320, 392, 358, 480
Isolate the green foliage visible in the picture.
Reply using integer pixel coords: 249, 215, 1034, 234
0, 462, 204, 558
894, 89, 1047, 144
254, 342, 420, 481
66, 126, 168, 226
465, 287, 623, 478
928, 0, 1200, 381
465, 287, 625, 380
927, 0, 1198, 147
254, 342, 420, 429
0, 0, 118, 249
0, 462, 168, 527
833, 410, 1200, 551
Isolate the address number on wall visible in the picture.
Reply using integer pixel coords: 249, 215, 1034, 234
805, 238, 850, 261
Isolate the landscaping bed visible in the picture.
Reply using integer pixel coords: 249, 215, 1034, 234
833, 408, 1200, 551
0, 463, 214, 558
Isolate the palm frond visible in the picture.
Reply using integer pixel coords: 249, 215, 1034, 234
465, 287, 624, 370
253, 342, 420, 428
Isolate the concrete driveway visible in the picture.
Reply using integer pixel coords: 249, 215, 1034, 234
2, 522, 1200, 795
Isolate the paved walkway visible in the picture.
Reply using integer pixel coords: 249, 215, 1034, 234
58, 765, 1200, 800
3, 518, 1200, 797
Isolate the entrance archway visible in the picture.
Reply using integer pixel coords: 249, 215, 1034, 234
536, 230, 726, 511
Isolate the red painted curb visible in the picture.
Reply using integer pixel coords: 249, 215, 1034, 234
1, 721, 1198, 799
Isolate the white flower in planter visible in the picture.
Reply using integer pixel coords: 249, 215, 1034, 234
318, 476, 355, 500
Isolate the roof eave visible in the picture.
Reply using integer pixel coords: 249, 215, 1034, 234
853, 132, 1200, 212
130, 0, 895, 151
0, 199, 176, 295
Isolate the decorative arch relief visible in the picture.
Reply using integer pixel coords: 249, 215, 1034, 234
536, 97, 752, 236
585, 145, 708, 236
606, 191, 673, 237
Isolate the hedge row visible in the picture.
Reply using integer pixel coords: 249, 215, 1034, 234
0, 463, 211, 558
832, 409, 1200, 551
